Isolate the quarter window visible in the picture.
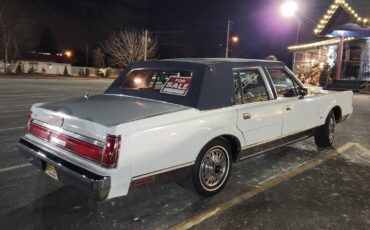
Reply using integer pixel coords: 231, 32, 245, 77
233, 69, 269, 104
267, 69, 299, 97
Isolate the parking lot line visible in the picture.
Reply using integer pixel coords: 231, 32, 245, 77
171, 142, 358, 230
0, 126, 24, 133
0, 163, 31, 173
0, 110, 26, 114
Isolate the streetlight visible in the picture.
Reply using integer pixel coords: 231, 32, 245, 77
280, 1, 301, 45
280, 1, 298, 17
231, 36, 239, 44
64, 50, 73, 58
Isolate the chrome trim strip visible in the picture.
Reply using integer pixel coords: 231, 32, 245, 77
32, 119, 105, 148
239, 135, 311, 161
132, 161, 195, 180
241, 126, 316, 150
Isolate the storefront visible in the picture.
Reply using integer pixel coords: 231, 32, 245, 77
288, 0, 370, 86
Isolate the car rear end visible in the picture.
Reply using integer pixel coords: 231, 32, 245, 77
17, 106, 126, 201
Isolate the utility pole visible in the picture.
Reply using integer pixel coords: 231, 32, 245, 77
295, 20, 301, 45
144, 29, 148, 61
225, 20, 231, 58
86, 45, 89, 67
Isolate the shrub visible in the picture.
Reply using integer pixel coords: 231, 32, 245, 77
105, 69, 112, 78
28, 66, 35, 74
16, 64, 23, 74
84, 68, 90, 77
78, 68, 84, 76
63, 66, 69, 76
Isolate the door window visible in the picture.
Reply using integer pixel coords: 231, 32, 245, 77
267, 69, 300, 97
233, 69, 269, 104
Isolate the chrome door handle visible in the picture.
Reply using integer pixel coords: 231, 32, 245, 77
286, 106, 292, 111
243, 113, 251, 120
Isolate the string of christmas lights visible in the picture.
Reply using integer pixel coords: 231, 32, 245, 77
314, 0, 369, 35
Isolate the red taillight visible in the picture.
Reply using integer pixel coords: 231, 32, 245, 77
101, 135, 121, 168
29, 123, 50, 141
26, 112, 33, 132
28, 123, 120, 168
29, 123, 103, 164
51, 131, 103, 163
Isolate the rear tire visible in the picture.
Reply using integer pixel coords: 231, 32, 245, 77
192, 139, 232, 197
315, 111, 336, 147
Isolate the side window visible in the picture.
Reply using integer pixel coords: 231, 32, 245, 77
267, 69, 299, 97
233, 69, 270, 104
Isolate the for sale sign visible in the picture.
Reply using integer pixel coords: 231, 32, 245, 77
161, 76, 192, 96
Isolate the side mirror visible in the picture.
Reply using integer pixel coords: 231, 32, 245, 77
298, 88, 308, 99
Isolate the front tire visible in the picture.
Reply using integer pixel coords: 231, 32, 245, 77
315, 111, 336, 147
192, 139, 232, 197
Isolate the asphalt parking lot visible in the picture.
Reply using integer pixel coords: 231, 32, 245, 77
0, 77, 369, 230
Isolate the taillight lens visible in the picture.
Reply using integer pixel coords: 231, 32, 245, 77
101, 135, 121, 168
26, 112, 33, 132
29, 123, 103, 164
28, 122, 120, 168
52, 131, 103, 163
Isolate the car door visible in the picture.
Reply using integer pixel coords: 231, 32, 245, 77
234, 67, 284, 149
266, 67, 319, 136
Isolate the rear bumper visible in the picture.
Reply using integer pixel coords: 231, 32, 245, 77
17, 137, 111, 201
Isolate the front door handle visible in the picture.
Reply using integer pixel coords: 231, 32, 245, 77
286, 105, 292, 111
243, 113, 251, 120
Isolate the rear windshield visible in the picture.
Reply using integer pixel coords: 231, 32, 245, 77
119, 69, 193, 96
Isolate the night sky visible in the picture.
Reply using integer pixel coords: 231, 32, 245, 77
9, 0, 333, 65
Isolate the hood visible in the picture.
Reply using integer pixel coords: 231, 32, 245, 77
39, 94, 190, 127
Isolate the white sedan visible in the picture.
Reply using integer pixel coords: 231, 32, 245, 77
18, 58, 353, 200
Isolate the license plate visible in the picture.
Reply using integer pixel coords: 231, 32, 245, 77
45, 163, 58, 181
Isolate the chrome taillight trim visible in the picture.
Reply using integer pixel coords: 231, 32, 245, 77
32, 119, 105, 148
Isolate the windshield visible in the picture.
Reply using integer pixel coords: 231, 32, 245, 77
119, 69, 193, 96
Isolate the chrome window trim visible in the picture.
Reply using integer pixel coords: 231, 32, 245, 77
284, 66, 305, 89
32, 119, 105, 148
232, 66, 275, 102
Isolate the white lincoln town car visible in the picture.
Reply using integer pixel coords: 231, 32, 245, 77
18, 58, 353, 200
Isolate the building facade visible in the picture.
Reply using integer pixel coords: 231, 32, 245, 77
288, 0, 370, 83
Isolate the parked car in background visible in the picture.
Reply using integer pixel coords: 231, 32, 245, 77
18, 58, 353, 200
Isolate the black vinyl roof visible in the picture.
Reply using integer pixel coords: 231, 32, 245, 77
105, 58, 286, 110
162, 58, 283, 66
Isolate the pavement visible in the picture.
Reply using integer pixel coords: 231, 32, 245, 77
0, 78, 369, 230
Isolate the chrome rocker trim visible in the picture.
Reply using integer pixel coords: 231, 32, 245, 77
17, 137, 111, 201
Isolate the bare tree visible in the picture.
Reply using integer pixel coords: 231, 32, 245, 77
102, 27, 156, 68
0, 2, 30, 73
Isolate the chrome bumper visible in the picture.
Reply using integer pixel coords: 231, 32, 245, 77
17, 137, 111, 201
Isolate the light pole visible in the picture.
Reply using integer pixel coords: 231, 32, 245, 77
225, 20, 231, 58
281, 1, 301, 45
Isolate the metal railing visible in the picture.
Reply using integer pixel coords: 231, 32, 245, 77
341, 60, 370, 81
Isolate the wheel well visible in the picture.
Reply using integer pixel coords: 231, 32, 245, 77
332, 106, 342, 122
217, 135, 241, 162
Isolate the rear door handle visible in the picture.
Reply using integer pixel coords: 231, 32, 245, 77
286, 105, 292, 111
243, 113, 251, 120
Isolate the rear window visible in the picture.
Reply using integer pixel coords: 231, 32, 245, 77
119, 69, 193, 96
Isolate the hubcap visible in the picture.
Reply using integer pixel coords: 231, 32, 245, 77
199, 146, 229, 190
329, 115, 335, 142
